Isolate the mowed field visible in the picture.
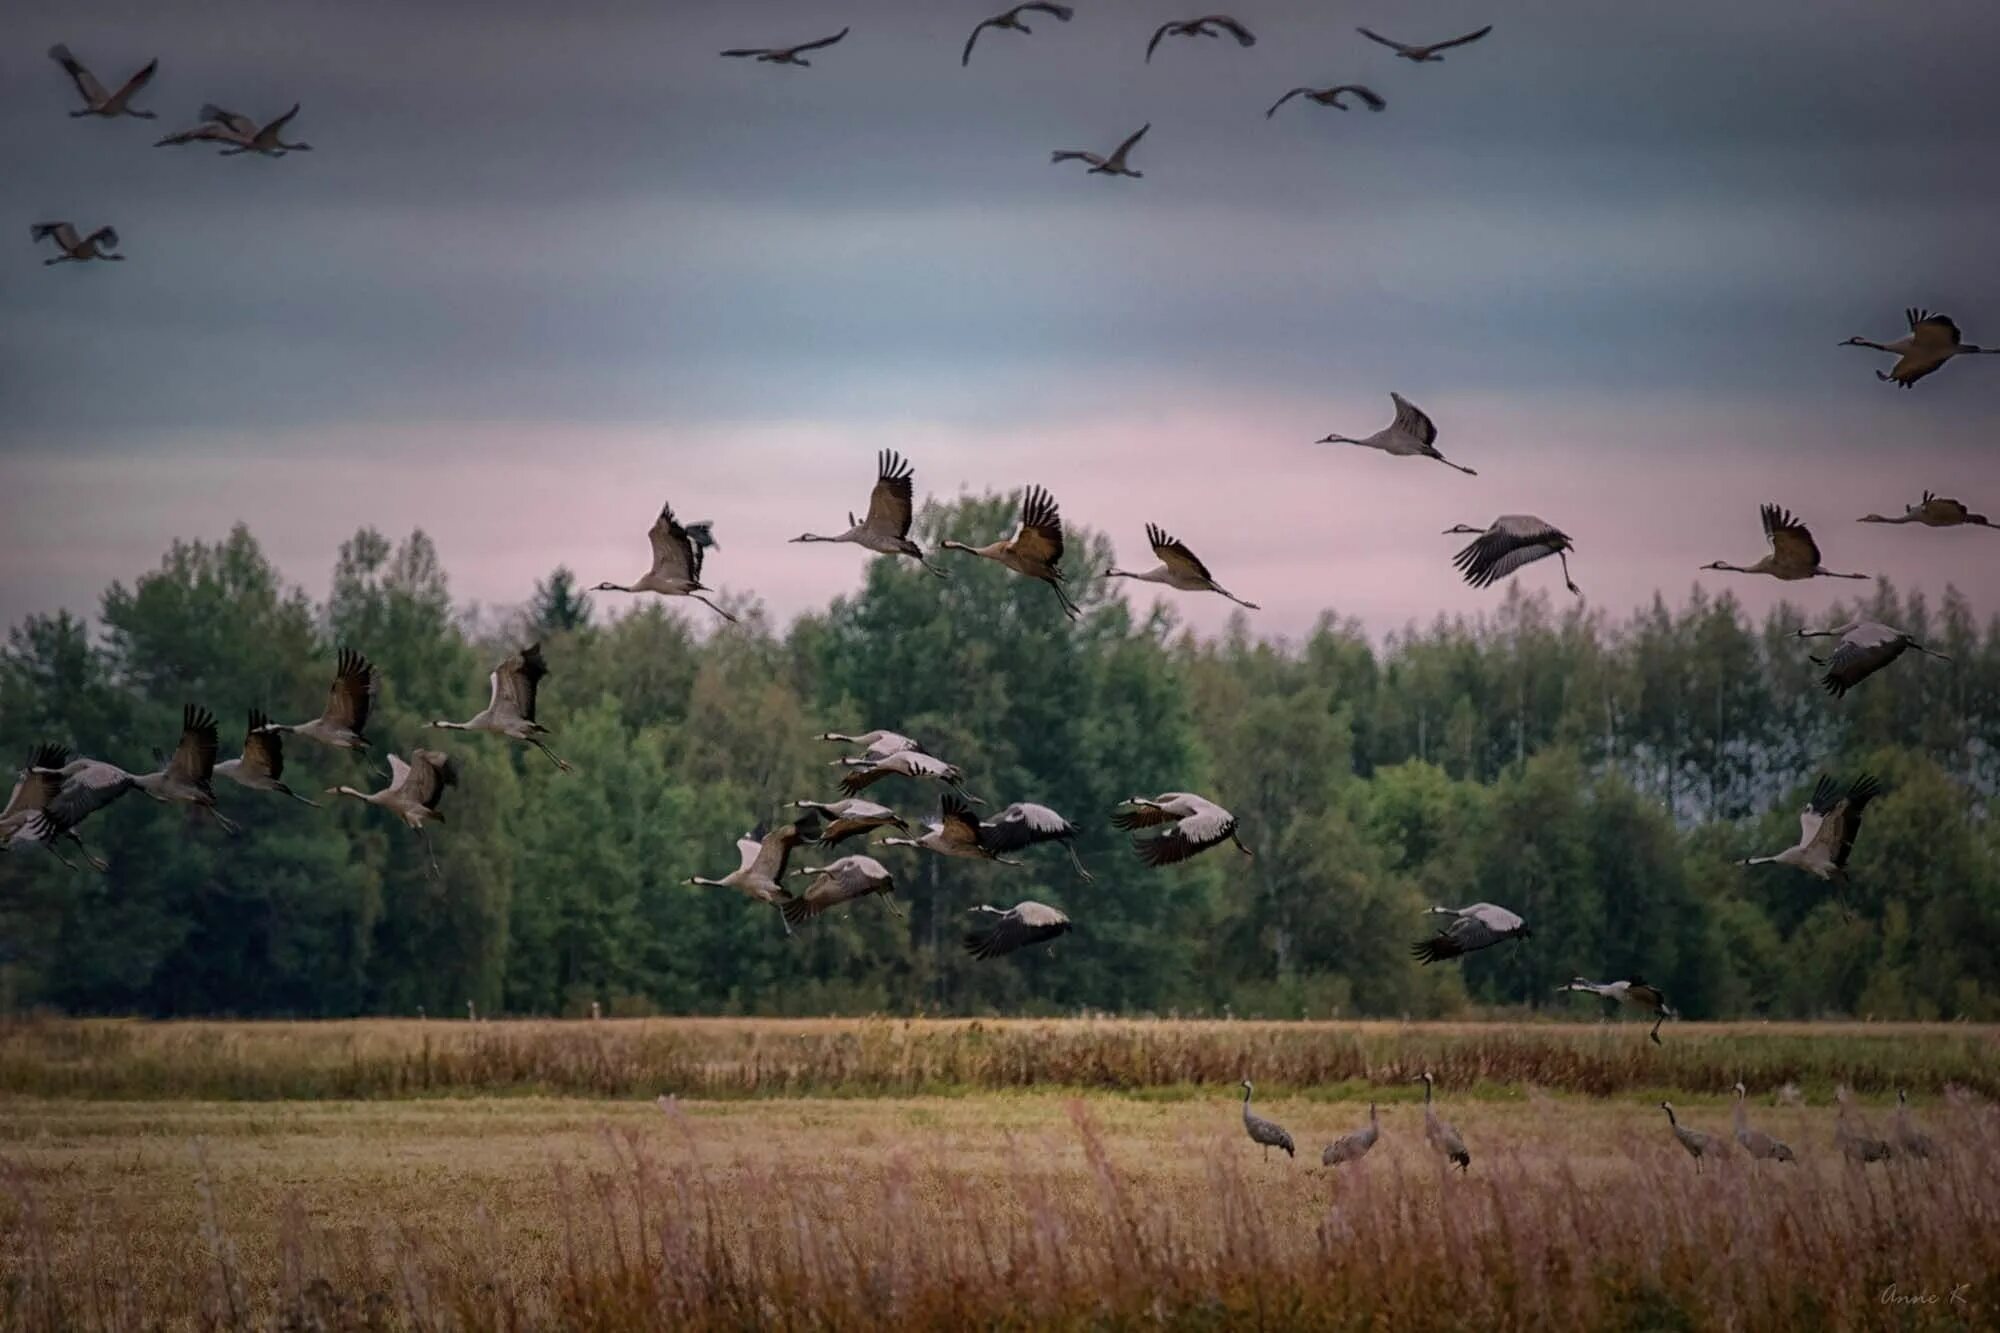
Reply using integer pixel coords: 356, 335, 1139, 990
2, 1019, 1996, 1331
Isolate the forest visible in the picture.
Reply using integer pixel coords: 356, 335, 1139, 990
1, 492, 1994, 1021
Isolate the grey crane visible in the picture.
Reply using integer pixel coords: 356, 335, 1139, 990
1, 744, 105, 871
784, 854, 899, 925
1416, 1072, 1470, 1171
1858, 490, 1994, 529
327, 750, 457, 875
48, 45, 157, 118
1105, 524, 1259, 610
940, 485, 1081, 617
1266, 84, 1385, 117
214, 709, 319, 806
962, 3, 1074, 66
1893, 1090, 1935, 1159
155, 104, 312, 156
429, 642, 572, 771
686, 813, 821, 936
1843, 309, 1996, 388
818, 728, 927, 759
1239, 1080, 1295, 1161
1318, 393, 1476, 475
1412, 902, 1529, 965
720, 27, 849, 66
1795, 621, 1950, 699
1051, 124, 1150, 179
261, 648, 377, 752
980, 802, 1092, 881
837, 749, 979, 802
32, 222, 122, 265
964, 901, 1071, 959
1703, 504, 1868, 581
878, 793, 1019, 865
1731, 1083, 1798, 1163
38, 705, 236, 835
1444, 517, 1579, 596
789, 798, 909, 847
1146, 15, 1257, 62
1661, 1102, 1729, 1171
791, 450, 947, 576
592, 500, 737, 622
1739, 773, 1879, 882
1115, 792, 1251, 867
1321, 1102, 1380, 1168
1357, 24, 1493, 62
1557, 976, 1675, 1044
1834, 1087, 1896, 1163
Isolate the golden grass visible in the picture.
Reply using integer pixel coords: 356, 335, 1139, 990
5, 1014, 1996, 1100
2, 1086, 1996, 1331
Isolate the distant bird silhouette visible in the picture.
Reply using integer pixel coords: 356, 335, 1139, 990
939, 485, 1080, 618
32, 222, 122, 265
1106, 524, 1259, 609
962, 3, 1074, 66
1266, 84, 1384, 117
720, 28, 849, 66
963, 901, 1071, 959
1558, 976, 1674, 1044
1857, 490, 1994, 529
1357, 24, 1493, 62
979, 802, 1092, 881
790, 797, 909, 847
1146, 15, 1257, 62
215, 710, 319, 806
1115, 792, 1250, 867
47, 45, 157, 118
1443, 517, 1578, 596
1321, 1102, 1381, 1168
261, 648, 377, 752
592, 500, 736, 622
784, 854, 899, 924
1319, 392, 1475, 474
1239, 1079, 1295, 1160
1412, 902, 1529, 964
791, 450, 947, 576
1703, 504, 1867, 581
1795, 620, 1950, 698
1052, 124, 1150, 178
1740, 773, 1879, 882
328, 750, 457, 875
429, 643, 571, 771
155, 104, 311, 156
1843, 308, 1995, 387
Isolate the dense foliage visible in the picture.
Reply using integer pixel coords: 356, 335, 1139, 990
2, 495, 1994, 1019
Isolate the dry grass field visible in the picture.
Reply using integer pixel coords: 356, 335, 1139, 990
1, 1019, 1996, 1331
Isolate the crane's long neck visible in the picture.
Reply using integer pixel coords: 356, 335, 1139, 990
331, 786, 372, 804
1105, 567, 1167, 584
1815, 568, 1870, 580
431, 720, 470, 731
1850, 339, 1893, 352
1423, 1077, 1433, 1106
1663, 1105, 1678, 1126
132, 771, 169, 799
877, 837, 917, 848
688, 875, 724, 888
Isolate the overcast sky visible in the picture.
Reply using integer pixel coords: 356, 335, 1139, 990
5, 0, 1998, 641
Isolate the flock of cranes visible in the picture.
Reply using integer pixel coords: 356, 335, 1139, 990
1232, 1072, 1941, 1175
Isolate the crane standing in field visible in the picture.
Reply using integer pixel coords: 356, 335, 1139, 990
1416, 1072, 1470, 1171
1731, 1083, 1798, 1164
429, 643, 572, 771
1239, 1080, 1295, 1161
1834, 1087, 1896, 1163
1321, 1103, 1380, 1168
1739, 773, 1879, 882
1893, 1090, 1935, 1159
1661, 1102, 1729, 1171
1703, 504, 1868, 581
214, 710, 319, 806
1557, 976, 1675, 1044
790, 450, 949, 577
327, 750, 458, 874
1105, 524, 1260, 610
1794, 621, 1951, 699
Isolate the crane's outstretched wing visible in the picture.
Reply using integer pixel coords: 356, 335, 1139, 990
1012, 485, 1067, 568
864, 450, 917, 538
47, 45, 108, 104
169, 705, 221, 786
1761, 503, 1822, 570
1429, 24, 1493, 52
648, 501, 704, 583
1390, 392, 1438, 446
1147, 523, 1214, 583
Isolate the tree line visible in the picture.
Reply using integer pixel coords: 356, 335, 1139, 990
1, 494, 1994, 1021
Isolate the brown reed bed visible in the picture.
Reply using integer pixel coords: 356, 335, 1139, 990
3, 1015, 1995, 1101
1, 1090, 1994, 1332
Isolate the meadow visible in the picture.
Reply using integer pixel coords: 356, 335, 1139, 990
1, 1018, 1996, 1331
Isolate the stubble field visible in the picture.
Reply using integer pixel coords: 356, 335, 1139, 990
1, 1017, 1995, 1331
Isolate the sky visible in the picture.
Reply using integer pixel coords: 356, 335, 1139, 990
4, 0, 1998, 642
